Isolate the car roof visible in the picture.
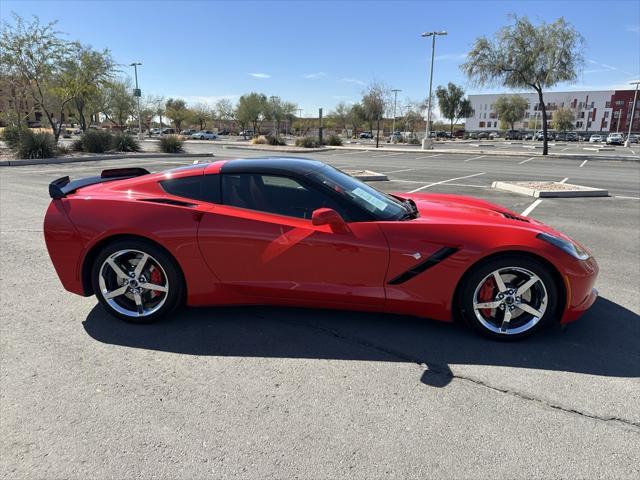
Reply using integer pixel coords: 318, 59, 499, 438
218, 157, 326, 176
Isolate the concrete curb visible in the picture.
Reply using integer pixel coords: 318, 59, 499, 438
217, 144, 332, 154
492, 181, 609, 198
0, 152, 215, 167
328, 145, 640, 161
343, 169, 388, 182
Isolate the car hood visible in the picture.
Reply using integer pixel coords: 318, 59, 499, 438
395, 191, 557, 232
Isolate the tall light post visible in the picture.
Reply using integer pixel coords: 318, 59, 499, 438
129, 62, 143, 139
624, 80, 640, 147
421, 31, 447, 150
391, 88, 402, 140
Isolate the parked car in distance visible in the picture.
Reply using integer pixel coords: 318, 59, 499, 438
535, 131, 554, 141
359, 131, 373, 139
239, 130, 254, 137
589, 134, 603, 143
477, 132, 489, 140
606, 133, 624, 145
524, 132, 534, 140
191, 130, 217, 140
627, 134, 639, 144
505, 130, 522, 140
566, 132, 578, 142
389, 131, 403, 142
161, 128, 176, 135
180, 129, 198, 137
453, 129, 465, 138
217, 129, 230, 136
488, 132, 500, 140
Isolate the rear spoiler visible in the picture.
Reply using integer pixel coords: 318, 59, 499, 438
49, 167, 150, 199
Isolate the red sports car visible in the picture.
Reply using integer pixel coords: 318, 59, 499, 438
44, 158, 599, 339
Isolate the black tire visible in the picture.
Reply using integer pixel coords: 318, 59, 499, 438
91, 238, 184, 323
457, 254, 560, 340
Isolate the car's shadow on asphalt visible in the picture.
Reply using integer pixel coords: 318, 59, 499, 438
83, 296, 639, 388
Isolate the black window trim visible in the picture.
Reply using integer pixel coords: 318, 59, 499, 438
220, 171, 377, 223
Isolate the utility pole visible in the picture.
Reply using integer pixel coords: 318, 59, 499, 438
269, 96, 277, 136
391, 88, 402, 140
616, 108, 622, 133
318, 108, 323, 145
421, 31, 447, 150
130, 62, 143, 139
625, 81, 639, 147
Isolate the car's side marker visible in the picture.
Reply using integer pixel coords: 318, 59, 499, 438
387, 247, 459, 285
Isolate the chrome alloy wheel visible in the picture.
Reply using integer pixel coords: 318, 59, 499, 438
472, 266, 548, 335
98, 249, 169, 318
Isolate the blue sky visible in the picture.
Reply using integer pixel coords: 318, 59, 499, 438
2, 0, 639, 115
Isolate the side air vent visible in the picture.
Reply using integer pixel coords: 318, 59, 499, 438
139, 198, 198, 207
501, 212, 530, 222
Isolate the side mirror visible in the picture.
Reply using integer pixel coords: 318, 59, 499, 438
311, 208, 350, 233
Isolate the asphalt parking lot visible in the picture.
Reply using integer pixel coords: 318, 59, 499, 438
1, 148, 639, 478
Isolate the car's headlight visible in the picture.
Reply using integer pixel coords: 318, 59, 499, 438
537, 232, 590, 260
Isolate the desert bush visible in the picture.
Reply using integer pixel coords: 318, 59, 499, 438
71, 138, 84, 151
111, 132, 140, 152
294, 136, 320, 148
81, 129, 113, 153
55, 143, 71, 155
325, 134, 343, 146
159, 134, 183, 153
16, 130, 56, 159
408, 137, 420, 145
251, 135, 269, 144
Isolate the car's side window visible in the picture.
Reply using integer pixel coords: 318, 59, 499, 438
160, 174, 221, 203
221, 173, 347, 220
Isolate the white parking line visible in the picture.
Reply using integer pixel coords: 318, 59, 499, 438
518, 157, 535, 164
521, 199, 543, 217
408, 172, 486, 193
385, 167, 416, 174
413, 154, 443, 160
614, 195, 640, 200
370, 152, 405, 158
561, 147, 570, 152
463, 155, 486, 162
580, 160, 588, 168
560, 177, 569, 183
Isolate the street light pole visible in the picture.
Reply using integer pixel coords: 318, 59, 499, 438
130, 62, 143, 139
391, 89, 402, 140
270, 95, 277, 137
421, 31, 447, 150
624, 81, 640, 147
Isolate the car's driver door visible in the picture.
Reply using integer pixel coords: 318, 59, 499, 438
197, 173, 389, 308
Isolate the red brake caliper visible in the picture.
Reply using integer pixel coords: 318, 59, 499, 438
149, 266, 163, 298
478, 277, 496, 316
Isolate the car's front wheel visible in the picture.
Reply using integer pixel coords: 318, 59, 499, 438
458, 255, 560, 340
91, 239, 184, 323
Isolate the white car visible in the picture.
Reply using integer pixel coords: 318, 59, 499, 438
191, 130, 217, 140
589, 134, 603, 143
605, 133, 624, 145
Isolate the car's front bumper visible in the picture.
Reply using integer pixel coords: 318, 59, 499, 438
560, 256, 599, 324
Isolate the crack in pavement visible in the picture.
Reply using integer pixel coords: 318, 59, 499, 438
274, 316, 640, 431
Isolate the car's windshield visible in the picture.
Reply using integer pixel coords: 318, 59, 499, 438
308, 165, 409, 221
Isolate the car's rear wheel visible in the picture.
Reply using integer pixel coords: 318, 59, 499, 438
91, 239, 184, 323
458, 255, 559, 340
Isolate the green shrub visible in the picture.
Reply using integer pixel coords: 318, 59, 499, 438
81, 129, 113, 153
16, 130, 56, 159
1, 125, 24, 149
111, 132, 140, 152
408, 137, 420, 145
159, 134, 183, 153
325, 134, 343, 146
294, 136, 320, 148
